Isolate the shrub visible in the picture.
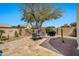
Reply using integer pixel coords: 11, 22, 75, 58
0, 41, 3, 44
15, 31, 19, 37
70, 22, 76, 27
45, 26, 55, 33
47, 30, 56, 36
0, 30, 5, 40
17, 25, 21, 28
12, 26, 16, 28
1, 36, 6, 41
19, 29, 22, 35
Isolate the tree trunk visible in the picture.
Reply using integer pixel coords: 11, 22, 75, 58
36, 21, 41, 35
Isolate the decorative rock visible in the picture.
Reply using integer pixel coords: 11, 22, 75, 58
2, 48, 9, 52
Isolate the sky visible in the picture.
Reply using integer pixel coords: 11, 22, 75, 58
0, 3, 77, 27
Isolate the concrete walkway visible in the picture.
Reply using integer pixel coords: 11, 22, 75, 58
40, 35, 78, 56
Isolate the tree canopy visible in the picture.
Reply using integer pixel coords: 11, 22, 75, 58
70, 22, 76, 27
21, 3, 62, 28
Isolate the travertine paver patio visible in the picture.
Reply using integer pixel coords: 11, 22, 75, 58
0, 36, 61, 56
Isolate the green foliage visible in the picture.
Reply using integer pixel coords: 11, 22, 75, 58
19, 29, 22, 35
17, 25, 21, 28
70, 22, 76, 27
12, 25, 21, 28
1, 36, 7, 41
12, 26, 16, 28
0, 35, 9, 41
21, 4, 62, 38
15, 31, 19, 37
45, 26, 55, 32
21, 3, 62, 28
0, 41, 3, 44
0, 30, 5, 39
0, 30, 5, 34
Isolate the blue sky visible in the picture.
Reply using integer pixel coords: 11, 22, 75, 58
0, 3, 77, 27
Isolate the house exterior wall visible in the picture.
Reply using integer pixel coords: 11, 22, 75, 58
77, 3, 79, 48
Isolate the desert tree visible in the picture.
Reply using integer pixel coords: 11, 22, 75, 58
21, 3, 62, 38
70, 22, 76, 27
15, 31, 19, 37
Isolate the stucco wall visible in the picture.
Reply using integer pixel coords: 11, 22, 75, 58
77, 3, 79, 47
0, 28, 19, 38
54, 27, 75, 36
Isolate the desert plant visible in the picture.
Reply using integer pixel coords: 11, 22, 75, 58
0, 30, 5, 40
61, 27, 64, 43
19, 29, 22, 35
0, 41, 3, 44
45, 26, 55, 33
70, 22, 76, 27
21, 3, 62, 39
15, 31, 19, 37
12, 26, 16, 28
17, 25, 21, 28
1, 36, 6, 41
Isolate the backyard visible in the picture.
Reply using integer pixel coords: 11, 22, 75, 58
0, 3, 78, 56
